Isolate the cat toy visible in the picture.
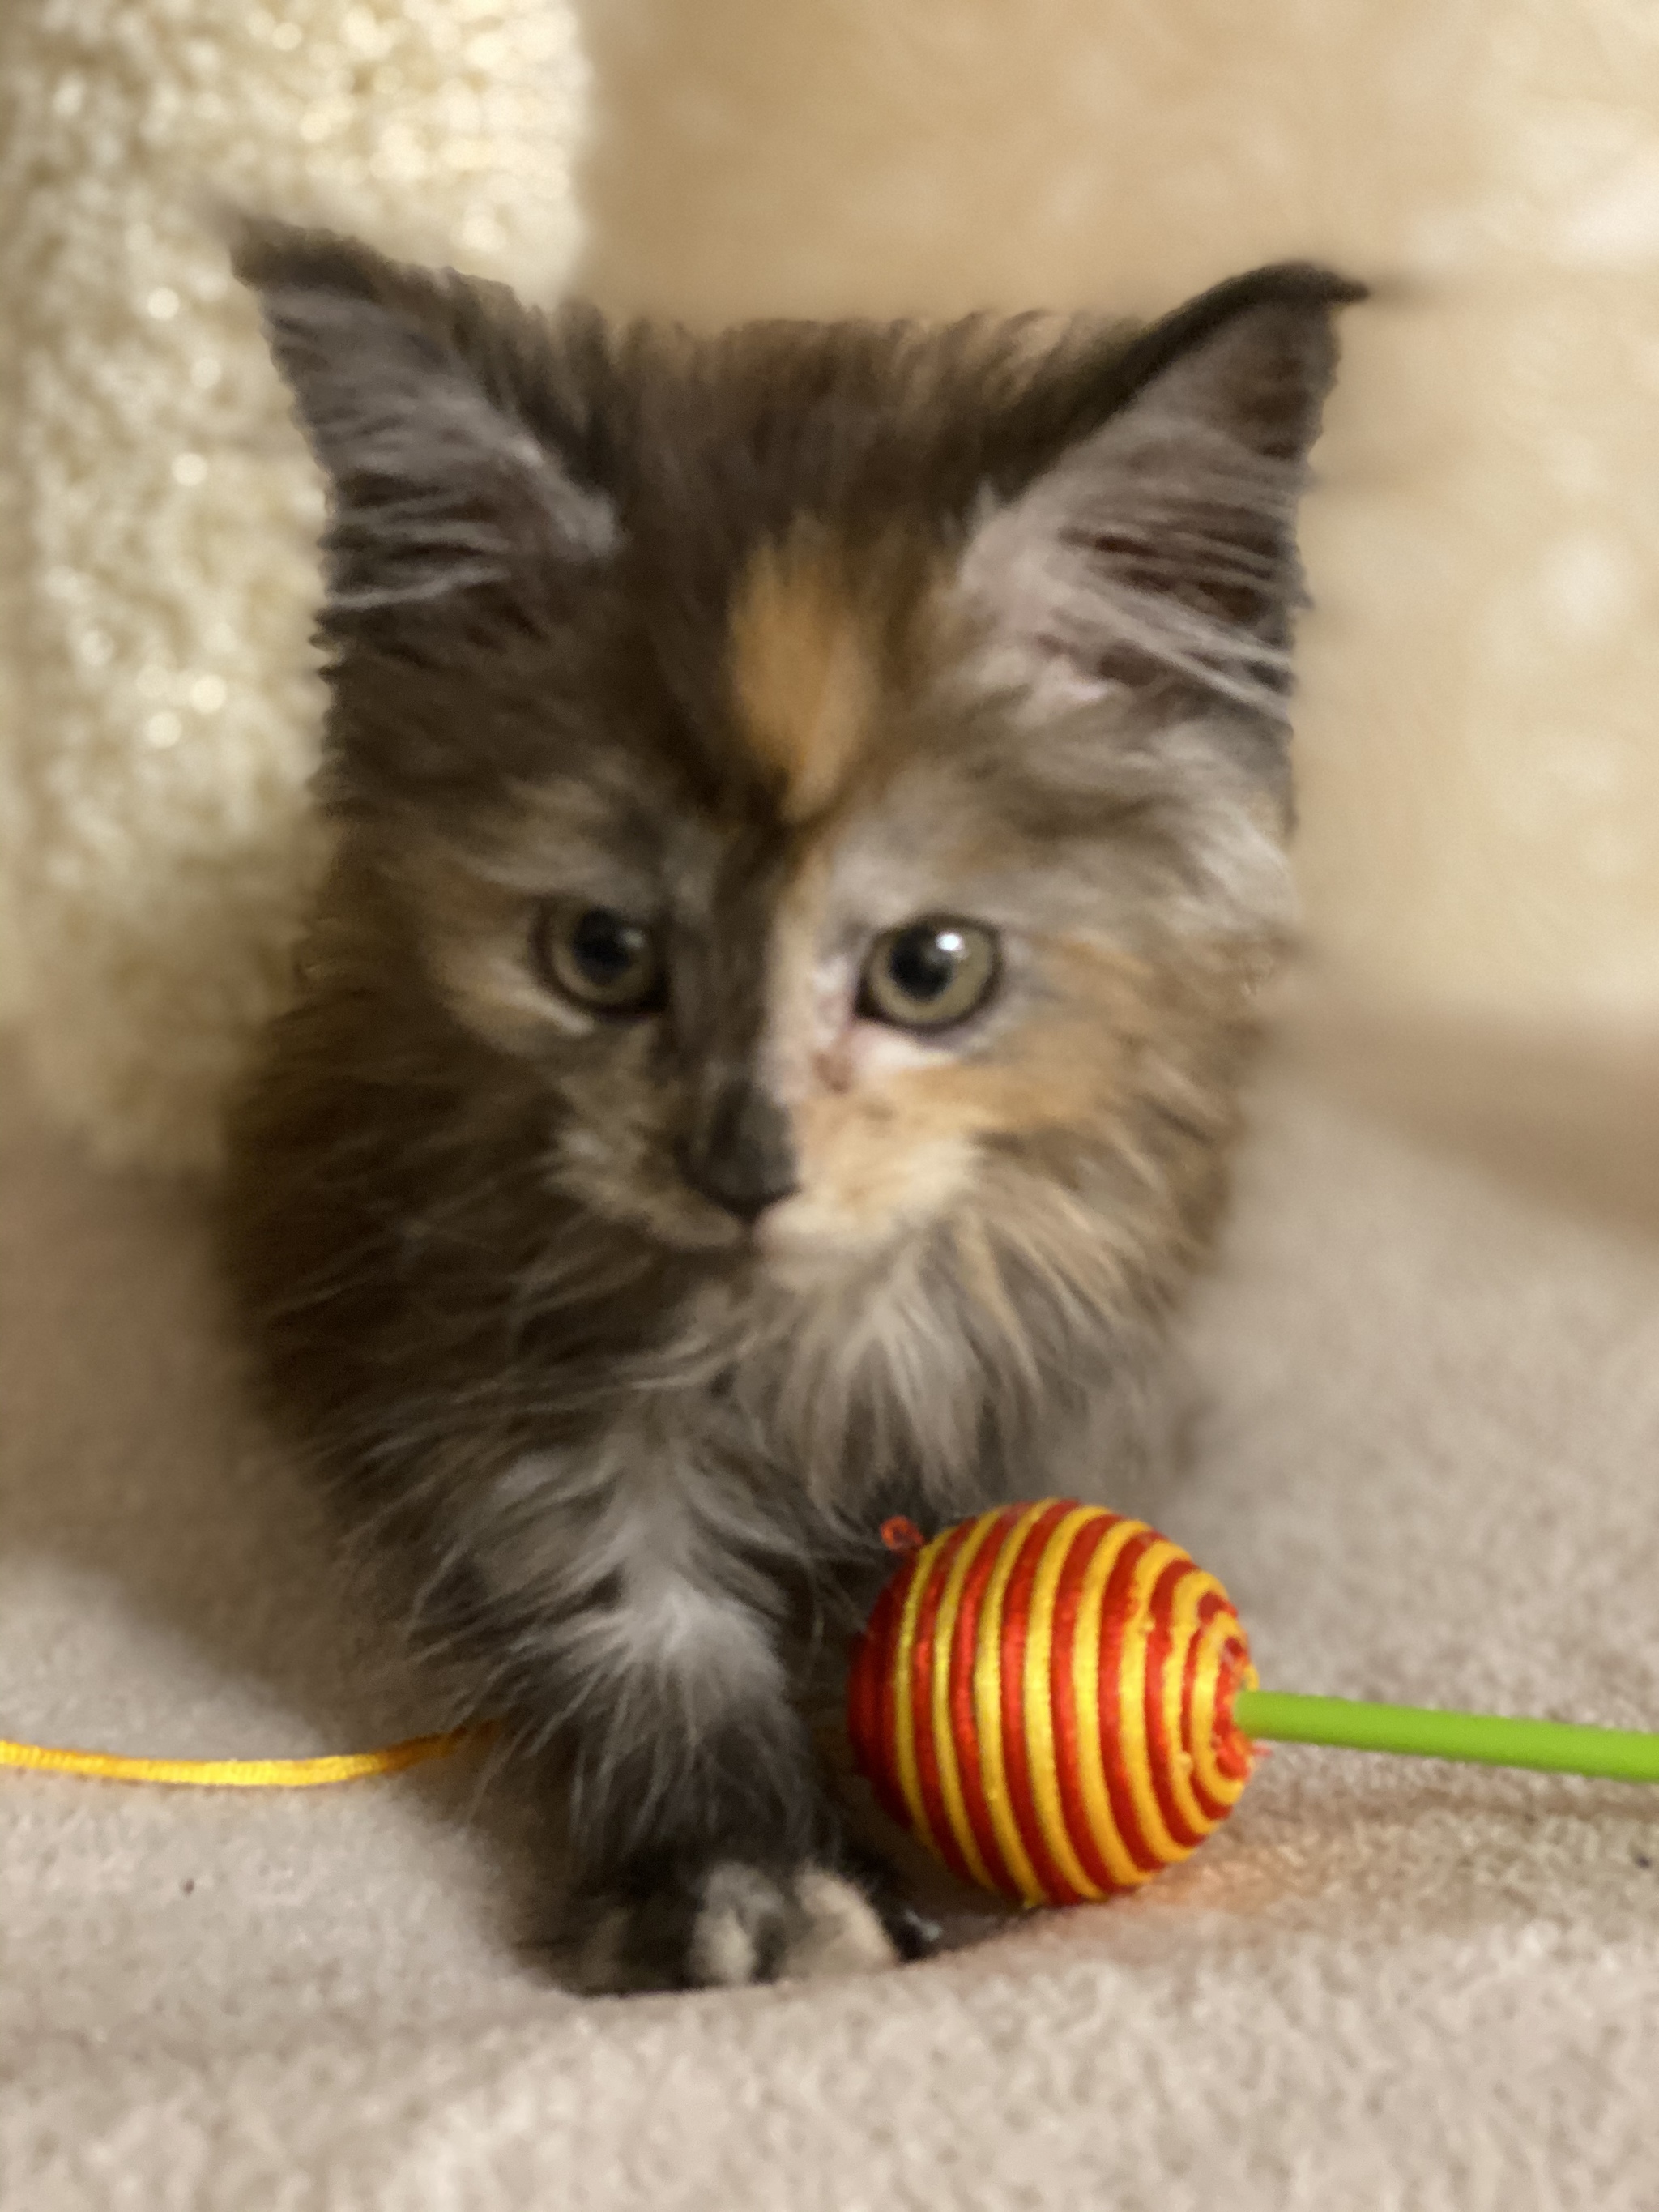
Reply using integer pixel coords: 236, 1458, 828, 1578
846, 1501, 1659, 1905
8, 1500, 1658, 1915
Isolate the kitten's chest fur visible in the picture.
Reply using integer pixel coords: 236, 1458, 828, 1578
226, 954, 1193, 1702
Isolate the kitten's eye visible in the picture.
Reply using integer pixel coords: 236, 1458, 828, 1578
859, 918, 1000, 1032
533, 903, 664, 1015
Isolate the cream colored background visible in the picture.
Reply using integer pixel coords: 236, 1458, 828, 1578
576, 0, 1659, 1023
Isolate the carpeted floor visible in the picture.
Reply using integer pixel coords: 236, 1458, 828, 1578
4, 1012, 1657, 2210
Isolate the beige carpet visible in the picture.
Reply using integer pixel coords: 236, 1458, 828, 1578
4, 1015, 1658, 2210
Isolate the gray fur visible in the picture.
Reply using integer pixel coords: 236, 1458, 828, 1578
222, 221, 1361, 1993
254, 283, 618, 613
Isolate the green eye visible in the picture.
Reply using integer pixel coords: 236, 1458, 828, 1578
534, 903, 663, 1014
859, 917, 1000, 1032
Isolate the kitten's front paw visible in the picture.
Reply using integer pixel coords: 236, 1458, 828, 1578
572, 1860, 919, 1995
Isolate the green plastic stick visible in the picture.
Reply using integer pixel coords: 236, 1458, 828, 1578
1232, 1689, 1659, 1785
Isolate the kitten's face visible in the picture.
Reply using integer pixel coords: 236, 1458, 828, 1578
238, 224, 1357, 1282
395, 532, 1269, 1277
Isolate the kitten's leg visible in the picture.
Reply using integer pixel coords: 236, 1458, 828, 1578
555, 1655, 923, 1995
493, 1518, 924, 1993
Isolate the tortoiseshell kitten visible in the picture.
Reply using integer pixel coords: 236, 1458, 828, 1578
223, 220, 1360, 1993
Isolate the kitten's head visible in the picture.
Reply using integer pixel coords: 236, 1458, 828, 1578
238, 223, 1359, 1288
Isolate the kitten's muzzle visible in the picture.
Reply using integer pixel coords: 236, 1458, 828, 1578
676, 1075, 800, 1224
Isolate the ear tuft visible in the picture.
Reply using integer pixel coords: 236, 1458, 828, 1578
231, 218, 617, 630
960, 263, 1364, 721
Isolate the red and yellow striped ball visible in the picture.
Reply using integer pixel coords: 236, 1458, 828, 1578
847, 1501, 1259, 1906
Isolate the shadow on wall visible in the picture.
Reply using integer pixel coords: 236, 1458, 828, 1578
575, 0, 1659, 1027
1280, 989, 1659, 1249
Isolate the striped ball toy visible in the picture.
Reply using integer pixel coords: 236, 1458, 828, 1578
847, 1501, 1257, 1906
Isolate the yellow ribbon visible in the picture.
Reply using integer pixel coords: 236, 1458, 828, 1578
0, 1723, 494, 1788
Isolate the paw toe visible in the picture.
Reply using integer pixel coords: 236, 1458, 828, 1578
687, 1862, 792, 1987
569, 1857, 913, 1994
781, 1867, 901, 1979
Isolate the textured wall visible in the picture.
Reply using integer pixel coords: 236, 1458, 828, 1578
0, 0, 587, 1165
576, 0, 1659, 1022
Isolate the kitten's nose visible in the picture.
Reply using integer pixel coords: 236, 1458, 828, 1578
679, 1075, 800, 1223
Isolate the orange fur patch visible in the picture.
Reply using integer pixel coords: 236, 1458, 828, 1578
782, 939, 1155, 1248
727, 532, 876, 823
765, 926, 1258, 1278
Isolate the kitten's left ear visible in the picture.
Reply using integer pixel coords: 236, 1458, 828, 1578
959, 263, 1366, 720
232, 217, 618, 632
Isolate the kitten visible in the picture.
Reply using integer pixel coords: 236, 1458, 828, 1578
222, 220, 1360, 1993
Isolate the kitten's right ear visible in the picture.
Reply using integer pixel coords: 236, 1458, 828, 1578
231, 218, 618, 630
957, 263, 1364, 724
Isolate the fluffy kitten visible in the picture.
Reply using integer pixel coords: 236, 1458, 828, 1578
222, 220, 1360, 1993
